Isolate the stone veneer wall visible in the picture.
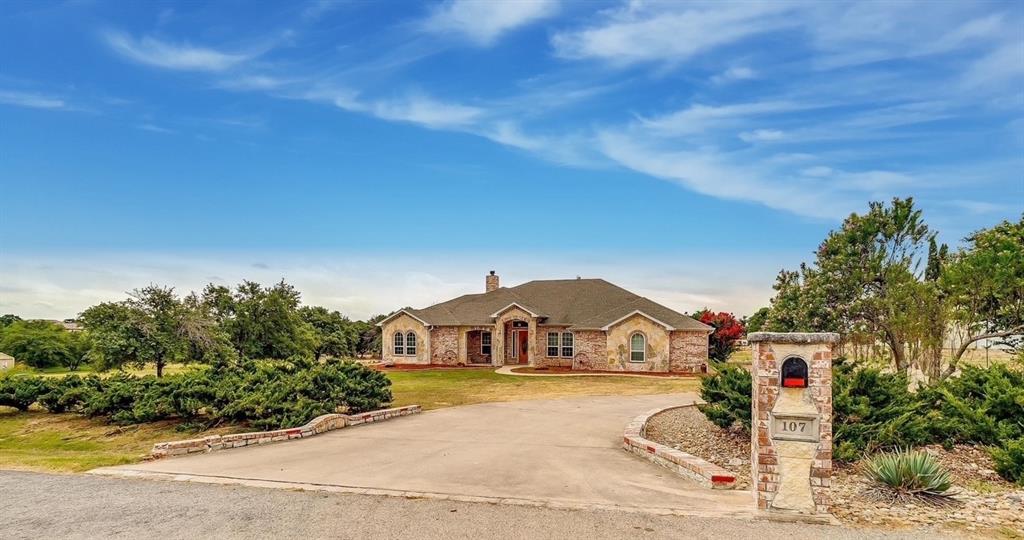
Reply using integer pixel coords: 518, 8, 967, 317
430, 326, 460, 365
493, 307, 536, 366
669, 331, 709, 373
381, 313, 430, 365
570, 330, 607, 370
600, 314, 671, 372
750, 333, 836, 516
464, 329, 492, 364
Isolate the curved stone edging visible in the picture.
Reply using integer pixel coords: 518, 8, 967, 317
151, 405, 421, 459
622, 405, 737, 490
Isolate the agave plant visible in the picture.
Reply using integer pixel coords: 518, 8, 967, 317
862, 448, 955, 503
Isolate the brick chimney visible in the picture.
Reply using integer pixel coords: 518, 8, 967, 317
486, 270, 499, 293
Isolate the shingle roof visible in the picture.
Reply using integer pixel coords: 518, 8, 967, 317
402, 279, 710, 331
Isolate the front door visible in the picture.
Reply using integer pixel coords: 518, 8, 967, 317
516, 330, 529, 365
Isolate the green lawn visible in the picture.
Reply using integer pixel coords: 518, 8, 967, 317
387, 368, 700, 410
0, 367, 700, 472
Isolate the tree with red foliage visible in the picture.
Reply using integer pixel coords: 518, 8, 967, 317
692, 309, 746, 362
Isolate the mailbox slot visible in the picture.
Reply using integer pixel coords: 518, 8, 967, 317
781, 357, 808, 388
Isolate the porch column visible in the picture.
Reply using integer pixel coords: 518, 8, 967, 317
458, 328, 468, 365
493, 323, 505, 366
527, 318, 538, 366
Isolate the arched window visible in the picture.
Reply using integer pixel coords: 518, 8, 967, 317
393, 332, 404, 355
629, 332, 646, 363
405, 332, 417, 356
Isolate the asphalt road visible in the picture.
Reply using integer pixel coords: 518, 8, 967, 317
2, 471, 947, 539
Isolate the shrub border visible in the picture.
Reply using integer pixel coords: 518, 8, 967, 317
151, 405, 421, 458
622, 405, 737, 490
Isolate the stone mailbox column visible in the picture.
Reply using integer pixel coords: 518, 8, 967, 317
748, 332, 839, 519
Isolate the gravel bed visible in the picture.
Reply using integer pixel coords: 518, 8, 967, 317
644, 406, 1024, 538
644, 405, 752, 489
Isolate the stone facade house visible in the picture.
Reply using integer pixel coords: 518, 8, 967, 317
379, 272, 712, 373
0, 352, 14, 370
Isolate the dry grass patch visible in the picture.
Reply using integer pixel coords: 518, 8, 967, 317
0, 410, 241, 473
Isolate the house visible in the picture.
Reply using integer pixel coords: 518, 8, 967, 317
379, 272, 712, 373
0, 353, 14, 370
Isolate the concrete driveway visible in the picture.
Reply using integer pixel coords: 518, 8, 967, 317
94, 394, 751, 517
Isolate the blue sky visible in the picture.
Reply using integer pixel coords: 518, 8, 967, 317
1, 0, 1022, 320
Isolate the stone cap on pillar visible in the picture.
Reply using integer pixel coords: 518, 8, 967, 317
747, 332, 840, 344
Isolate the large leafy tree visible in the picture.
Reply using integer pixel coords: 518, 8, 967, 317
81, 285, 225, 377
692, 309, 746, 362
939, 215, 1024, 378
764, 198, 933, 373
200, 280, 314, 359
354, 314, 385, 357
0, 314, 22, 329
0, 320, 79, 368
745, 307, 770, 333
299, 306, 358, 361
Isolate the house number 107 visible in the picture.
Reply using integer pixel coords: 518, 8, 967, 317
780, 421, 806, 432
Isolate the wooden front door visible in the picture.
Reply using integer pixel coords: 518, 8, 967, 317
516, 330, 529, 364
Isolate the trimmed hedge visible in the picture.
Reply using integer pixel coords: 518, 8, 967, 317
0, 357, 392, 430
697, 365, 751, 431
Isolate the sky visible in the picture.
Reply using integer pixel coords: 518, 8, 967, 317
1, 0, 1022, 321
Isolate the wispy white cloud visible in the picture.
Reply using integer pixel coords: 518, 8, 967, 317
301, 85, 484, 130
217, 74, 293, 90
551, 3, 795, 65
800, 166, 833, 177
422, 0, 559, 46
637, 101, 813, 136
711, 66, 757, 84
596, 129, 848, 219
739, 129, 784, 142
104, 30, 254, 71
961, 43, 1024, 91
95, 2, 1019, 224
367, 93, 484, 128
0, 89, 67, 110
943, 199, 1014, 215
137, 123, 175, 134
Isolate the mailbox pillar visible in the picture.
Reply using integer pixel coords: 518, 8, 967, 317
748, 332, 839, 518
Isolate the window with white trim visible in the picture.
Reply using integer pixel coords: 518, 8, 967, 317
481, 332, 492, 355
393, 332, 404, 356
405, 332, 417, 355
547, 332, 559, 357
560, 332, 574, 358
630, 332, 646, 362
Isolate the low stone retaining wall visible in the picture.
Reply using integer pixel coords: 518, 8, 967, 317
151, 405, 421, 459
623, 405, 737, 490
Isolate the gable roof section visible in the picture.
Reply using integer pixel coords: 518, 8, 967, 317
401, 279, 710, 332
375, 309, 431, 327
489, 302, 546, 318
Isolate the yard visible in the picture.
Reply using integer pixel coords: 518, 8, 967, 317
0, 366, 699, 472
